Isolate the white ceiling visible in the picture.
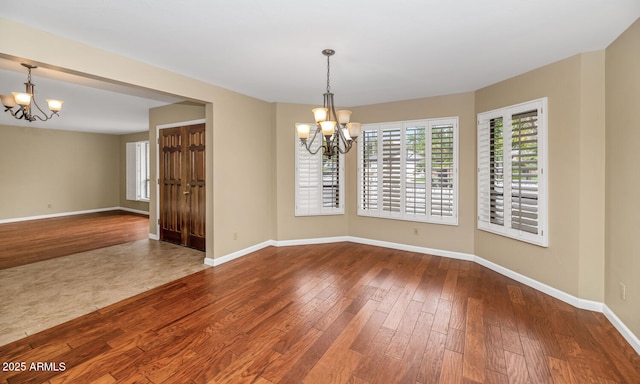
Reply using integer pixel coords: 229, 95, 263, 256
1, 0, 639, 134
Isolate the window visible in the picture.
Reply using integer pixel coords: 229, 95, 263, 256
477, 97, 548, 246
126, 140, 150, 201
294, 129, 344, 216
357, 117, 458, 225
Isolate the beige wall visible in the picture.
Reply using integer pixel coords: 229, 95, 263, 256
0, 125, 120, 220
148, 102, 206, 236
119, 131, 150, 213
0, 18, 274, 261
273, 102, 349, 241
605, 18, 640, 339
347, 92, 476, 254
474, 52, 606, 301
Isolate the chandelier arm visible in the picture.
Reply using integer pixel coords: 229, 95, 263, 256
303, 127, 324, 155
31, 113, 54, 122
10, 106, 30, 121
30, 97, 53, 121
335, 135, 353, 155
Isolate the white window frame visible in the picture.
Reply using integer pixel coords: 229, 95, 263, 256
126, 140, 150, 202
294, 128, 345, 216
357, 117, 458, 225
477, 97, 548, 247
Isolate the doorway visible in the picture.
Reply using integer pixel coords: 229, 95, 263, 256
158, 122, 206, 251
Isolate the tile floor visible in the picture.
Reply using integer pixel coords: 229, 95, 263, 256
0, 239, 209, 346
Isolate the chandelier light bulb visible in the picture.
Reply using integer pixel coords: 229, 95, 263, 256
337, 110, 352, 125
320, 120, 336, 137
312, 108, 328, 123
295, 123, 311, 139
47, 99, 64, 112
12, 92, 32, 106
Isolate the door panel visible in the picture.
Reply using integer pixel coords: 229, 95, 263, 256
185, 124, 206, 250
159, 123, 205, 251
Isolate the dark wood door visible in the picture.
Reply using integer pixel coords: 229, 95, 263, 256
159, 123, 206, 251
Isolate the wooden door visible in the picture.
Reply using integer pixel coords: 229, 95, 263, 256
159, 123, 206, 251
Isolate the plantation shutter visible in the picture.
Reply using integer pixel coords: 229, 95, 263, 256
295, 129, 344, 216
490, 117, 505, 226
510, 110, 539, 234
322, 152, 340, 209
360, 130, 379, 212
477, 97, 547, 247
126, 142, 137, 201
381, 127, 402, 216
430, 122, 455, 218
405, 125, 427, 216
358, 118, 458, 225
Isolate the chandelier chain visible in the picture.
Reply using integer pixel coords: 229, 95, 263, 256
326, 53, 331, 93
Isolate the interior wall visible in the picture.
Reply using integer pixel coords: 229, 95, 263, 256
474, 52, 606, 301
119, 131, 150, 213
0, 18, 274, 261
273, 102, 349, 241
605, 18, 640, 340
148, 101, 205, 237
0, 125, 120, 220
347, 92, 476, 254
211, 93, 273, 256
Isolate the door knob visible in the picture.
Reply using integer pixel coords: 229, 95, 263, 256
183, 191, 191, 195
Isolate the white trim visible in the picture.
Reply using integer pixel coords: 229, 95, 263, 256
275, 236, 351, 247
204, 240, 275, 267
119, 207, 150, 216
210, 236, 639, 354
472, 255, 603, 312
0, 207, 149, 224
604, 305, 640, 355
156, 119, 207, 130
348, 236, 474, 261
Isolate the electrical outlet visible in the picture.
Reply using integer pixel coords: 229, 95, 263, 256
619, 282, 626, 301
413, 228, 418, 235
233, 232, 238, 240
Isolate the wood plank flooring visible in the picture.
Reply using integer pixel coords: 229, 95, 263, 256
1, 242, 639, 383
0, 210, 149, 269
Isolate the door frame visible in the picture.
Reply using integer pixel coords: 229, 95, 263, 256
155, 119, 206, 243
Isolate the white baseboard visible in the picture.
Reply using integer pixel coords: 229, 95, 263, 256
118, 207, 150, 216
204, 240, 276, 267
210, 235, 639, 355
274, 236, 351, 247
0, 206, 149, 224
604, 305, 640, 355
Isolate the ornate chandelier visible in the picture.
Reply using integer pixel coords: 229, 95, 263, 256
295, 49, 361, 156
1, 63, 64, 122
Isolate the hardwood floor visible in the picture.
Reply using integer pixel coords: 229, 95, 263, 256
0, 210, 149, 269
1, 242, 638, 383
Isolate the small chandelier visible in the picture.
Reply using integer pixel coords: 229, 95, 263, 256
296, 49, 361, 157
1, 63, 64, 122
